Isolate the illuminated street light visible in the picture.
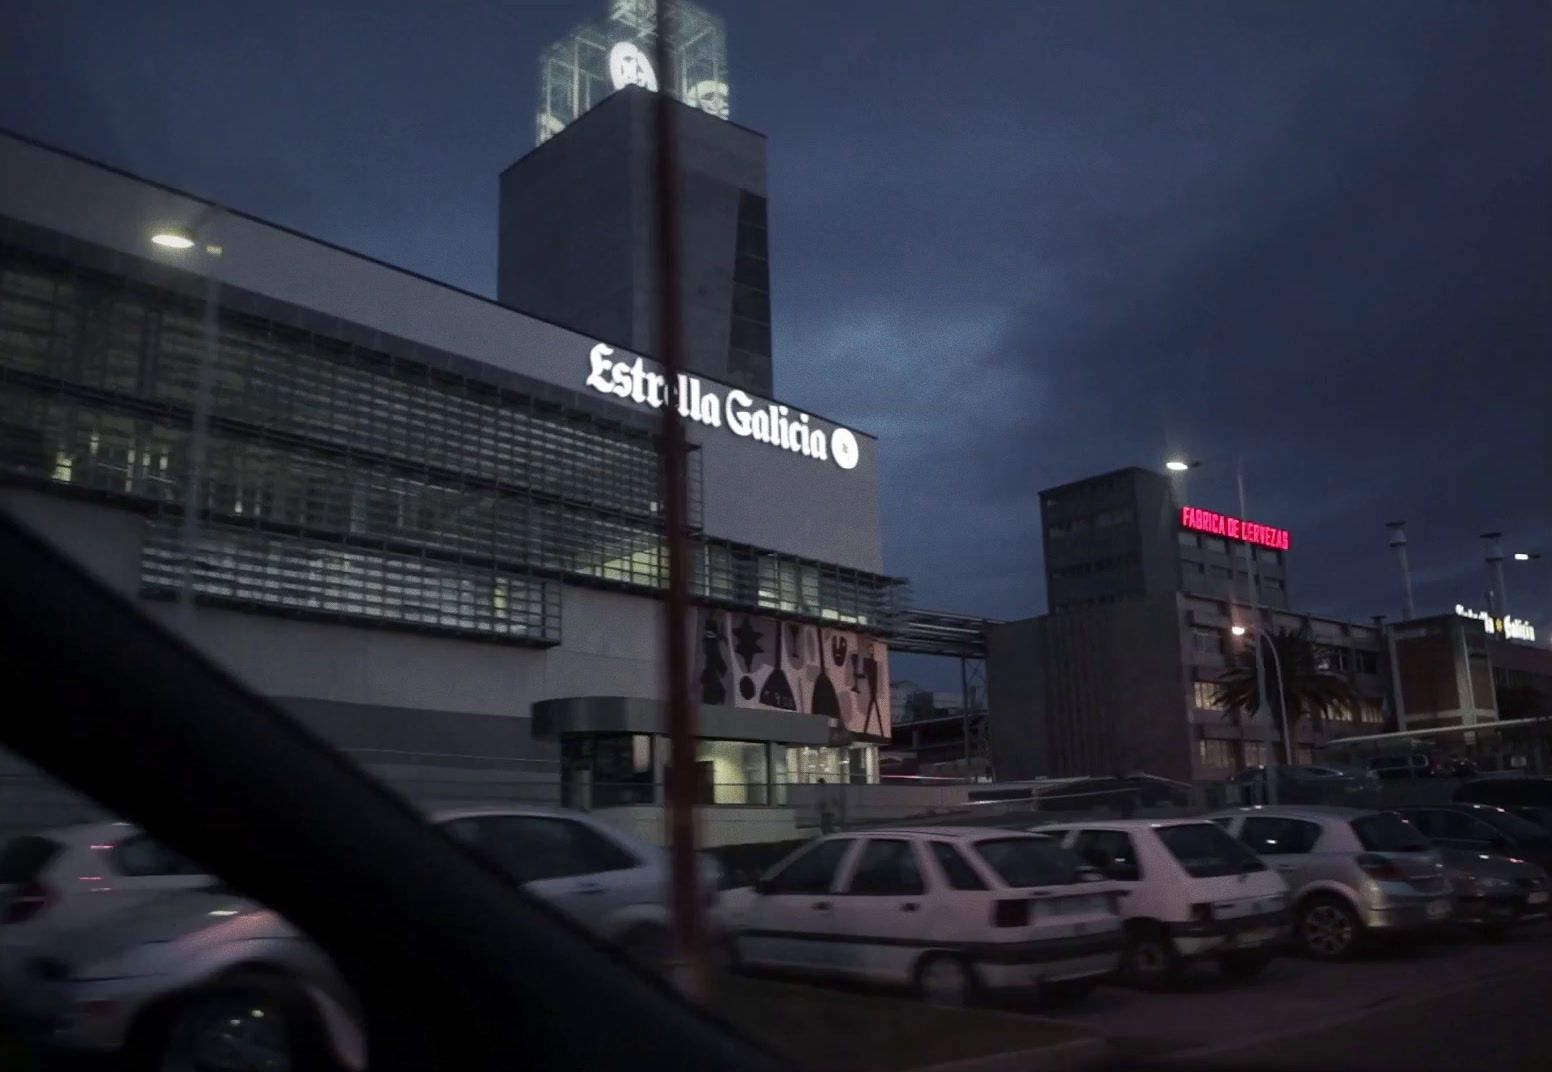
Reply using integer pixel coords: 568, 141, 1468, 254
1165, 459, 1200, 472
1231, 625, 1247, 636
150, 229, 195, 249
1513, 552, 1539, 562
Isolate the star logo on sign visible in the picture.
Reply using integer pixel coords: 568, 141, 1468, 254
733, 616, 764, 668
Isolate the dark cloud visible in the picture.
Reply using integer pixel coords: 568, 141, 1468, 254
2, 1, 1547, 668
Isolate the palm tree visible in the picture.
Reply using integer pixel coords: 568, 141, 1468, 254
1213, 626, 1361, 762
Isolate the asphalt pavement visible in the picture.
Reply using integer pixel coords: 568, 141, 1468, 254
1048, 923, 1552, 1071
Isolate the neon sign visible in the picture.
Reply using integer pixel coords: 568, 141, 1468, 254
1180, 506, 1291, 551
1456, 605, 1536, 643
584, 344, 860, 471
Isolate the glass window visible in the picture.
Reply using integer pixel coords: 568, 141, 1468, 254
846, 839, 925, 895
1193, 627, 1224, 656
1204, 537, 1228, 554
449, 816, 638, 883
1157, 823, 1267, 877
1244, 741, 1269, 766
1478, 808, 1552, 842
971, 837, 1079, 888
1197, 738, 1235, 768
1239, 816, 1322, 855
110, 835, 204, 877
929, 842, 988, 891
0, 836, 62, 883
591, 734, 654, 807
1351, 813, 1431, 853
694, 740, 768, 805
1070, 830, 1141, 881
1178, 531, 1200, 549
1192, 680, 1224, 710
765, 838, 852, 894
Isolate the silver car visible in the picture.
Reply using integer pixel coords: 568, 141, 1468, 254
1207, 805, 1453, 959
1, 806, 717, 1069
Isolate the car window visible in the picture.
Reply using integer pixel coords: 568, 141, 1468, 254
972, 837, 1079, 888
929, 841, 988, 891
1425, 810, 1498, 842
460, 816, 638, 883
1400, 810, 1443, 838
1157, 822, 1267, 877
1351, 812, 1431, 852
0, 836, 62, 883
1071, 829, 1141, 881
764, 838, 852, 895
110, 834, 204, 877
1476, 808, 1552, 842
846, 839, 925, 896
1239, 816, 1322, 855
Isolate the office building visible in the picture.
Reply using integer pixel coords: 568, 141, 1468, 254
0, 129, 899, 845
990, 467, 1385, 784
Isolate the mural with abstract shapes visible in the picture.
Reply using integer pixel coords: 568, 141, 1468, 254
696, 611, 891, 740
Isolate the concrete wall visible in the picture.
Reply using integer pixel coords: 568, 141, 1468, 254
987, 594, 1194, 782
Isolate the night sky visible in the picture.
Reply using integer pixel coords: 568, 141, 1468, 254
3, 1, 1548, 673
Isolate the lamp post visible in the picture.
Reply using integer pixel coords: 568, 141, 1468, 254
1167, 457, 1284, 802
149, 209, 224, 625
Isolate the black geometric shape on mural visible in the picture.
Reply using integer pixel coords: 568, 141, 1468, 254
739, 676, 756, 700
733, 616, 764, 668
811, 673, 842, 720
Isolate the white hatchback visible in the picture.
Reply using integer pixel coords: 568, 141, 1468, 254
721, 827, 1123, 1005
1037, 819, 1290, 988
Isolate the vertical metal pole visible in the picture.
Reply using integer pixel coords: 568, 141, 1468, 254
652, 0, 708, 1001
960, 657, 971, 781
1481, 533, 1508, 621
1386, 523, 1415, 620
1237, 460, 1277, 802
178, 249, 221, 625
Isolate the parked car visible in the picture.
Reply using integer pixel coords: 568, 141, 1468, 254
0, 821, 209, 996
721, 828, 1124, 1006
1392, 803, 1552, 874
1207, 805, 1452, 960
1036, 819, 1288, 988
1365, 754, 1436, 780
0, 806, 719, 1068
1230, 764, 1373, 804
1432, 847, 1550, 938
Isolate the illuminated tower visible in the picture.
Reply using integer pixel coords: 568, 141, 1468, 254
500, 0, 772, 395
536, 0, 730, 146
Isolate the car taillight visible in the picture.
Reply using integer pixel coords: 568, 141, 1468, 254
992, 899, 1030, 928
1356, 853, 1405, 881
4, 880, 52, 924
1190, 902, 1214, 925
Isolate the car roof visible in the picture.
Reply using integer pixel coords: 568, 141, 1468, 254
836, 826, 1050, 840
425, 805, 577, 823
1397, 802, 1514, 814
1032, 818, 1222, 832
1206, 805, 1374, 822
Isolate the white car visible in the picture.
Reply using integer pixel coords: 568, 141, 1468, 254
0, 821, 209, 994
1037, 819, 1290, 988
1, 807, 719, 1068
721, 827, 1124, 1006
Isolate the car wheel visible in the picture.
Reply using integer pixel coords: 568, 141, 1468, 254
1216, 948, 1273, 980
915, 953, 976, 1007
1040, 977, 1098, 1006
1121, 927, 1182, 989
140, 971, 333, 1072
1298, 896, 1361, 960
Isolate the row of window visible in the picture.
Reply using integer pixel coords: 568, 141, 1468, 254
1050, 551, 1139, 581
0, 244, 902, 638
1178, 531, 1284, 564
1197, 738, 1315, 771
1046, 506, 1135, 540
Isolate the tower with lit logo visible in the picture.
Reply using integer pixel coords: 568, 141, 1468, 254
536, 0, 730, 146
499, 0, 772, 395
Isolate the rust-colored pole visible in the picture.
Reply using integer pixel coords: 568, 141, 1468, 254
652, 0, 709, 1001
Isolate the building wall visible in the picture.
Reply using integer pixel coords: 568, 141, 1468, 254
0, 132, 871, 574
499, 88, 772, 396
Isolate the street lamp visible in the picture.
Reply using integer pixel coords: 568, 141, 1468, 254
1514, 552, 1540, 562
148, 211, 225, 624
1164, 458, 1200, 472
1231, 625, 1247, 637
